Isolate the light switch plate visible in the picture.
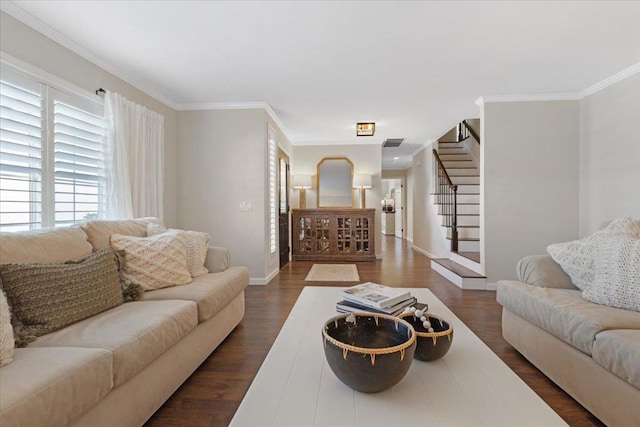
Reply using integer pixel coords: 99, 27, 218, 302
239, 201, 252, 211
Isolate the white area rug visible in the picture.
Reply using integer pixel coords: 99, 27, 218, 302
304, 264, 360, 282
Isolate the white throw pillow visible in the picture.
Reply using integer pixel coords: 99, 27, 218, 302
547, 217, 640, 290
147, 223, 209, 277
0, 289, 14, 367
110, 230, 191, 291
582, 235, 640, 312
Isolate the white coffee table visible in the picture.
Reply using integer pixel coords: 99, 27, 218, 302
230, 287, 568, 427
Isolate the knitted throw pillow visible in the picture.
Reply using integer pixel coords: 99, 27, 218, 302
547, 217, 640, 290
0, 289, 14, 366
110, 230, 191, 291
0, 248, 124, 344
582, 235, 640, 312
147, 223, 209, 277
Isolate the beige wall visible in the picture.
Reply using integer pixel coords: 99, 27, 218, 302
438, 127, 457, 142
0, 11, 179, 226
481, 100, 580, 283
176, 109, 272, 280
411, 146, 450, 258
579, 73, 640, 236
292, 144, 382, 257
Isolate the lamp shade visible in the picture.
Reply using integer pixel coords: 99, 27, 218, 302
292, 174, 312, 189
352, 174, 372, 189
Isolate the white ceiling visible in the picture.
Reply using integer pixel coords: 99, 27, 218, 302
4, 1, 640, 170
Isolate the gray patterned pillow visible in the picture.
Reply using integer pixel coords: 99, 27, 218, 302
0, 248, 124, 344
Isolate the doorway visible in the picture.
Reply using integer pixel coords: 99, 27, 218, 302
278, 149, 290, 269
381, 178, 404, 239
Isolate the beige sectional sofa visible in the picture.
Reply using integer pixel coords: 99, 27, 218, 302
0, 219, 249, 427
497, 255, 640, 427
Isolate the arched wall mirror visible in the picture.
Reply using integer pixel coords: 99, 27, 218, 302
317, 157, 354, 207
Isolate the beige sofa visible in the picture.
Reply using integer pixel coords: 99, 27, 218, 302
0, 219, 249, 427
497, 255, 640, 427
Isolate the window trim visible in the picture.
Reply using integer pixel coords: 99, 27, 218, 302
1, 57, 105, 231
267, 127, 278, 263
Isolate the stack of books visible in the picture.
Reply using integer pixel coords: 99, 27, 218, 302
336, 282, 422, 316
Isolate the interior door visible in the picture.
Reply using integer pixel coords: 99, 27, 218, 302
278, 150, 290, 269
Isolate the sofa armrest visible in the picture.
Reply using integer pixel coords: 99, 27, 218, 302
205, 246, 231, 273
516, 255, 577, 289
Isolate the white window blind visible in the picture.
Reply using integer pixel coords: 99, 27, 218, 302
53, 95, 105, 226
268, 131, 277, 257
0, 75, 43, 232
0, 63, 105, 232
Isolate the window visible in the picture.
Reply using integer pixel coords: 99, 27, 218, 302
0, 64, 105, 232
268, 130, 277, 260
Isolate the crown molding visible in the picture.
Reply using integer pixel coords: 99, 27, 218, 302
175, 101, 288, 136
579, 62, 640, 98
263, 104, 287, 137
294, 140, 382, 146
476, 62, 640, 106
174, 101, 268, 111
409, 140, 434, 158
1, 1, 179, 110
475, 93, 580, 106
1, 52, 102, 104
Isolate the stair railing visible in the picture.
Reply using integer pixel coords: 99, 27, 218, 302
432, 149, 458, 252
461, 119, 480, 144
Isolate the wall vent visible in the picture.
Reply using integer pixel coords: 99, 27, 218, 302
383, 138, 404, 147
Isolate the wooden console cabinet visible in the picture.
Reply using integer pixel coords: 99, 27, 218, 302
291, 208, 375, 261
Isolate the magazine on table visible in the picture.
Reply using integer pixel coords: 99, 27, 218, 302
336, 298, 428, 317
341, 282, 412, 309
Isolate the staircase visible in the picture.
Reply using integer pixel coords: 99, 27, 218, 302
430, 120, 487, 289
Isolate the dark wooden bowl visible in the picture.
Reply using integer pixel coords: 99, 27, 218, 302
398, 313, 453, 361
322, 312, 416, 393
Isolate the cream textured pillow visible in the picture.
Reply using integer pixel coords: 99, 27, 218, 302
110, 230, 191, 291
582, 235, 640, 312
147, 223, 209, 277
547, 218, 640, 290
0, 289, 14, 367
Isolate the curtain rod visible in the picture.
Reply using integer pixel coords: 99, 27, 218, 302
95, 88, 106, 95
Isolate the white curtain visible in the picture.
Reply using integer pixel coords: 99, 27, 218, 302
104, 92, 164, 219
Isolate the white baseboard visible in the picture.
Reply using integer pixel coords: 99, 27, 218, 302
486, 282, 497, 291
412, 245, 436, 259
249, 268, 279, 285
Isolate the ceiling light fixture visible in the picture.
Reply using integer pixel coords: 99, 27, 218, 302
356, 122, 375, 136
393, 157, 400, 160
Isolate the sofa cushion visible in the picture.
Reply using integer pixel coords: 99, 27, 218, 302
110, 230, 192, 291
0, 225, 92, 264
29, 300, 197, 387
81, 217, 162, 251
497, 280, 640, 354
140, 266, 249, 322
592, 330, 640, 390
0, 248, 124, 341
516, 254, 576, 289
0, 347, 112, 427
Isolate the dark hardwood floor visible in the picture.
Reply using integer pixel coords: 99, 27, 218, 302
145, 236, 603, 427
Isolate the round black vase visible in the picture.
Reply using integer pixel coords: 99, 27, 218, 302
398, 313, 453, 361
322, 313, 416, 393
